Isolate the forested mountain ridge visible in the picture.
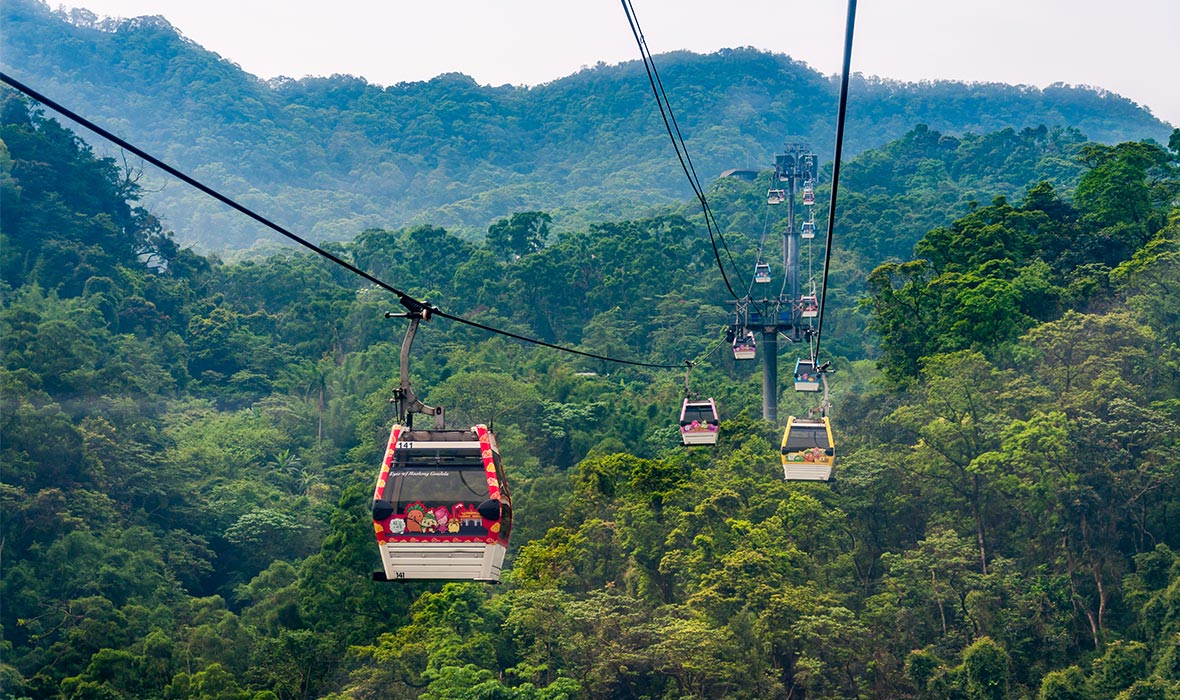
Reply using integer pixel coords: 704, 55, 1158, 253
3, 78, 1180, 700
1, 0, 1172, 252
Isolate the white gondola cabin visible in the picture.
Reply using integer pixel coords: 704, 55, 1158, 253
801, 221, 816, 239
780, 416, 834, 481
793, 358, 821, 392
801, 295, 819, 318
754, 262, 772, 284
802, 185, 815, 205
767, 189, 786, 205
733, 331, 756, 360
680, 398, 719, 445
372, 424, 512, 582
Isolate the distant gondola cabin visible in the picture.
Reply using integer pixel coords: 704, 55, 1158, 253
733, 331, 756, 360
801, 221, 816, 239
801, 295, 819, 318
680, 398, 719, 445
780, 416, 834, 481
793, 358, 821, 392
767, 189, 786, 205
372, 425, 512, 582
754, 263, 772, 284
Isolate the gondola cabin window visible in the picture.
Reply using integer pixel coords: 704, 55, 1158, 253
782, 425, 828, 453
384, 464, 491, 537
682, 403, 715, 425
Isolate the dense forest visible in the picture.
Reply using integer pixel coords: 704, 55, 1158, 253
0, 0, 1173, 251
3, 63, 1180, 700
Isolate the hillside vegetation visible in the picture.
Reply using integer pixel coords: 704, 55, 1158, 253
3, 76, 1180, 700
0, 0, 1172, 251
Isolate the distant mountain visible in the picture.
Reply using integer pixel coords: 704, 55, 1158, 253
1, 0, 1172, 251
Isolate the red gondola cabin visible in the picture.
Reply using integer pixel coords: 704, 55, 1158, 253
372, 424, 512, 582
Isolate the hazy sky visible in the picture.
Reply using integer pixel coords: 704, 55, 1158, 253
59, 0, 1180, 128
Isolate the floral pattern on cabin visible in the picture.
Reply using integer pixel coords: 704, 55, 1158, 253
783, 447, 831, 464
681, 420, 720, 434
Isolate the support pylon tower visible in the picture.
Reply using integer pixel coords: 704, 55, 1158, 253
735, 142, 818, 423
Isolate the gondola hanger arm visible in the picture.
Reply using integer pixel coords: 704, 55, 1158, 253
387, 308, 445, 429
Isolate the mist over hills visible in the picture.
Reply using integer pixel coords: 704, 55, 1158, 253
1, 0, 1172, 252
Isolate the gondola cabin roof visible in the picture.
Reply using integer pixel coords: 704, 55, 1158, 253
781, 416, 834, 481
372, 424, 512, 582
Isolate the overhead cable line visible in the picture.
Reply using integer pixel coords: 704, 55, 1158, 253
747, 198, 774, 299
620, 0, 746, 298
813, 0, 857, 361
696, 326, 729, 365
0, 71, 685, 370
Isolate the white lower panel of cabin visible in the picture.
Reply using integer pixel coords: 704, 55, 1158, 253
379, 542, 507, 582
681, 431, 718, 446
783, 464, 833, 481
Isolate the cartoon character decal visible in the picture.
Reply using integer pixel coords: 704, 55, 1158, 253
434, 506, 450, 533
455, 504, 483, 529
404, 502, 427, 532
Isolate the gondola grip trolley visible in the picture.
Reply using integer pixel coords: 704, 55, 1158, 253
385, 302, 444, 429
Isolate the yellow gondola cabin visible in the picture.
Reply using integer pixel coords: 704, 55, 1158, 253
780, 416, 834, 481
